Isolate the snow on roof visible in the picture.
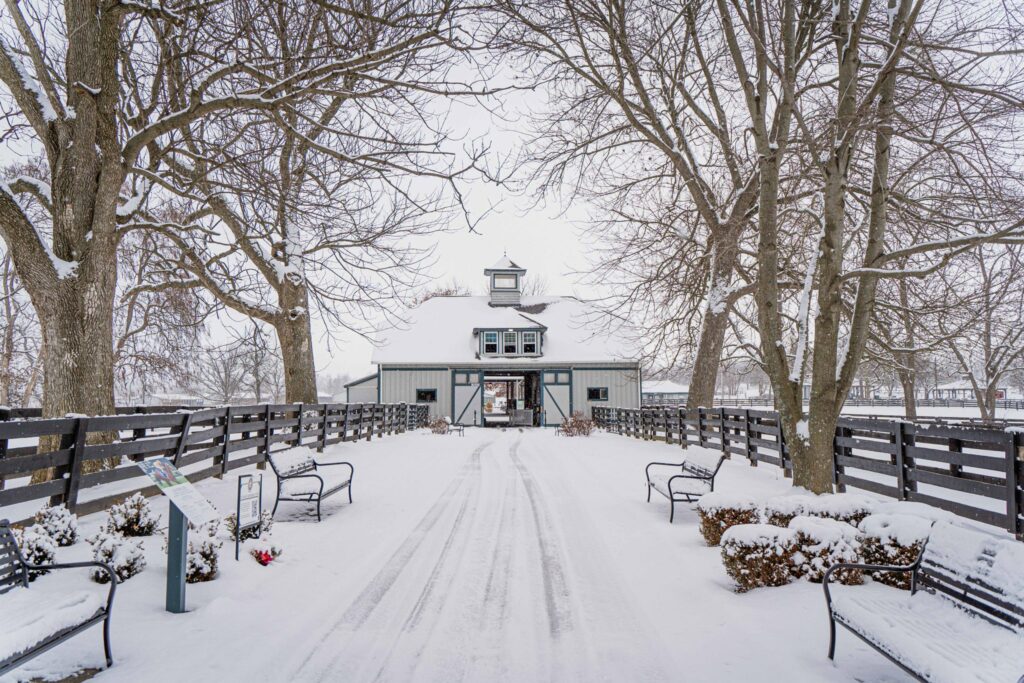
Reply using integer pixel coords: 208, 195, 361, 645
371, 295, 636, 365
484, 256, 524, 272
642, 380, 689, 394
344, 373, 378, 388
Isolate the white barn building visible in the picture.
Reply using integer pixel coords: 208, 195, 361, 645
349, 257, 640, 426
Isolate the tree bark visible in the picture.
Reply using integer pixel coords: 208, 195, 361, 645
275, 282, 317, 403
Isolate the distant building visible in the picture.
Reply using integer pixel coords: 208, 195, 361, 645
931, 381, 1006, 400
641, 380, 689, 405
344, 373, 379, 404
354, 257, 640, 426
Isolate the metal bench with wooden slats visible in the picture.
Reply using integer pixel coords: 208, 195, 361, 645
644, 450, 726, 523
1, 519, 117, 677
267, 452, 354, 522
823, 520, 1024, 682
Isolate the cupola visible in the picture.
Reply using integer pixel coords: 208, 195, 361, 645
484, 255, 526, 307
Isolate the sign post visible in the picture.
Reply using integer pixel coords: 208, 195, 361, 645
138, 457, 218, 613
166, 502, 187, 613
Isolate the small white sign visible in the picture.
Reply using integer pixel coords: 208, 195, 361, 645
239, 477, 261, 529
138, 457, 218, 525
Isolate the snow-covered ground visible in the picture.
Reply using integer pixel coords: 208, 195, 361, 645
5, 429, 929, 682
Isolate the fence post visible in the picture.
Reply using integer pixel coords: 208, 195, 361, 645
61, 418, 89, 511
295, 403, 304, 448
365, 404, 373, 442
834, 426, 850, 493
743, 409, 753, 464
893, 421, 908, 501
319, 404, 329, 452
720, 408, 728, 457
220, 406, 232, 478
342, 405, 351, 442
260, 404, 272, 470
0, 406, 8, 491
173, 411, 193, 467
1006, 431, 1021, 539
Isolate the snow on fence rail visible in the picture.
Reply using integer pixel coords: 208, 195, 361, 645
591, 406, 1024, 539
664, 396, 1024, 410
0, 402, 430, 525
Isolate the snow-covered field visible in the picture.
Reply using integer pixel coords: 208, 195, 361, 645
5, 429, 929, 682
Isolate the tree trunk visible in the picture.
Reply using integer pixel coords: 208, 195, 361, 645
687, 228, 742, 410
898, 365, 918, 420
275, 283, 317, 404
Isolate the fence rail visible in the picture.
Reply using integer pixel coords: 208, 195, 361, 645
656, 397, 1024, 410
0, 402, 430, 525
592, 406, 1024, 539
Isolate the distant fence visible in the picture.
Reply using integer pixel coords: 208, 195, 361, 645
592, 406, 1024, 539
669, 397, 1024, 410
0, 402, 430, 525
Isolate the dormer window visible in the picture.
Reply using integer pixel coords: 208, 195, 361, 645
493, 274, 518, 290
523, 331, 538, 354
483, 331, 498, 354
503, 331, 518, 354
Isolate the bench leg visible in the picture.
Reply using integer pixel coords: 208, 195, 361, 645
272, 493, 280, 519
348, 483, 353, 504
646, 483, 651, 503
316, 497, 322, 522
103, 613, 113, 668
827, 613, 836, 660
669, 499, 675, 524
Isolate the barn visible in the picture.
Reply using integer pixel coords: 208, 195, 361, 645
349, 257, 640, 426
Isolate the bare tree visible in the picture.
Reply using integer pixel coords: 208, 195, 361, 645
0, 251, 39, 407
939, 246, 1024, 422
189, 345, 247, 405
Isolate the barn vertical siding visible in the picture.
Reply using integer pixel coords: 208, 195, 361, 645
572, 367, 640, 415
380, 368, 451, 419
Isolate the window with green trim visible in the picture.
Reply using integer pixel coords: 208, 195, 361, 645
522, 331, 538, 354
416, 389, 437, 403
483, 331, 498, 354
587, 387, 609, 401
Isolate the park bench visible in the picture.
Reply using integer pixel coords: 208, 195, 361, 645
267, 450, 354, 522
823, 520, 1024, 683
644, 450, 725, 523
444, 417, 465, 436
1, 520, 117, 677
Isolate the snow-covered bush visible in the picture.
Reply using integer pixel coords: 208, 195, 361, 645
13, 525, 57, 581
428, 418, 449, 434
34, 503, 79, 546
762, 495, 809, 527
250, 543, 283, 566
186, 538, 222, 583
104, 492, 159, 536
763, 493, 875, 527
559, 412, 594, 436
696, 492, 759, 546
858, 513, 932, 589
789, 516, 861, 584
88, 531, 146, 584
720, 524, 798, 592
224, 510, 274, 541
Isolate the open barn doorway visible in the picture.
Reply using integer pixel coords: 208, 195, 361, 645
482, 371, 540, 427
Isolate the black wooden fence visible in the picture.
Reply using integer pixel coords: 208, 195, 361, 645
592, 405, 1024, 539
0, 402, 430, 525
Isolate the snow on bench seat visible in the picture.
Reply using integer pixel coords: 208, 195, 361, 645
645, 448, 725, 522
829, 583, 1024, 683
647, 472, 711, 498
1, 584, 104, 663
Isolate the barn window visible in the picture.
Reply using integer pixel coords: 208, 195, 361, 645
522, 331, 538, 354
493, 274, 518, 289
483, 331, 498, 354
503, 331, 518, 354
587, 387, 609, 401
416, 389, 437, 403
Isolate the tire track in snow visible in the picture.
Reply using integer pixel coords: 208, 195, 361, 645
289, 440, 491, 679
480, 458, 518, 627
509, 438, 573, 637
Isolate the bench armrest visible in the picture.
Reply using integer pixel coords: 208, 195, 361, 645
823, 561, 918, 605
314, 460, 354, 480
25, 560, 118, 612
645, 461, 684, 483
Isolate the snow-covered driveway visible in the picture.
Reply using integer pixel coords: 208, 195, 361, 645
7, 429, 909, 682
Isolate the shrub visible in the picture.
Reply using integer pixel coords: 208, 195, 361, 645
186, 538, 222, 583
88, 530, 146, 584
224, 510, 274, 541
762, 495, 809, 527
763, 493, 876, 527
428, 417, 449, 434
859, 513, 932, 590
696, 492, 759, 546
34, 503, 79, 546
789, 516, 862, 584
559, 412, 594, 436
13, 525, 57, 581
104, 492, 159, 536
721, 524, 798, 592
